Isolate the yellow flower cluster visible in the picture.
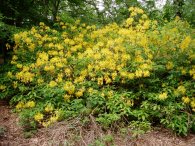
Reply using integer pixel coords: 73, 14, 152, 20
166, 62, 174, 70
16, 71, 34, 83
158, 92, 168, 100
42, 110, 61, 127
34, 109, 62, 127
34, 112, 44, 122
191, 99, 195, 112
64, 94, 71, 101
182, 96, 190, 104
180, 36, 191, 51
189, 66, 195, 80
126, 99, 134, 107
128, 7, 144, 16
25, 101, 36, 108
174, 85, 186, 96
49, 81, 57, 87
0, 85, 6, 92
7, 71, 13, 78
45, 103, 54, 112
16, 101, 35, 110
15, 66, 35, 84
64, 81, 75, 95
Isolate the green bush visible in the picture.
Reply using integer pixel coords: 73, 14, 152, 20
0, 7, 194, 136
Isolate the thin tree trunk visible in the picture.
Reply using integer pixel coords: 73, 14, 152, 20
52, 0, 61, 22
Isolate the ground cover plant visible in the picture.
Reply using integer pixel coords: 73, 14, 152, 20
0, 7, 195, 136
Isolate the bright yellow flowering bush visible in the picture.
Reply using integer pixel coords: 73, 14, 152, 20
0, 7, 194, 135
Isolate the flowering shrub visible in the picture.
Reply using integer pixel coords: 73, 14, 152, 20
0, 7, 195, 136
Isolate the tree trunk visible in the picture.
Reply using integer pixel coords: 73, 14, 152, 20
51, 0, 61, 22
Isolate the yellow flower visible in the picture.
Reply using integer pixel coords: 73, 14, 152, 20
64, 82, 75, 95
177, 85, 186, 95
88, 88, 94, 94
29, 43, 35, 51
44, 65, 55, 72
39, 22, 45, 26
62, 26, 66, 29
166, 62, 174, 70
34, 113, 44, 122
12, 55, 18, 60
13, 81, 18, 89
23, 66, 30, 72
111, 72, 117, 80
191, 100, 195, 108
142, 14, 148, 19
49, 81, 57, 87
50, 116, 58, 123
143, 70, 150, 77
75, 90, 83, 98
6, 43, 11, 50
107, 91, 113, 98
0, 85, 6, 91
193, 74, 195, 80
128, 73, 135, 79
135, 70, 143, 78
16, 101, 25, 110
60, 22, 64, 26
56, 77, 63, 83
126, 99, 134, 106
143, 20, 150, 29
54, 109, 62, 120
180, 36, 191, 51
182, 96, 190, 104
64, 94, 71, 101
136, 8, 144, 14
189, 68, 195, 76
56, 62, 63, 68
181, 68, 186, 75
159, 92, 168, 100
42, 121, 51, 127
104, 76, 112, 84
37, 78, 44, 84
131, 11, 137, 17
16, 64, 23, 69
64, 68, 71, 77
126, 18, 134, 26
45, 103, 54, 112
25, 101, 35, 108
16, 71, 34, 83
97, 77, 103, 86
25, 38, 32, 44
175, 16, 180, 21
128, 7, 134, 11
68, 86, 75, 95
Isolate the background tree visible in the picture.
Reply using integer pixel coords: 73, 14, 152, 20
0, 0, 194, 27
163, 0, 194, 26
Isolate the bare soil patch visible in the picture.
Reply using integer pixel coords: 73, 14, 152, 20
0, 105, 195, 146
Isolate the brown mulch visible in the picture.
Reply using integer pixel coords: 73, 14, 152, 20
0, 105, 195, 146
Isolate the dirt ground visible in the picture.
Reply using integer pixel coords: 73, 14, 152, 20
0, 105, 195, 146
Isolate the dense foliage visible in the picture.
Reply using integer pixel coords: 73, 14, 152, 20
0, 7, 195, 136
